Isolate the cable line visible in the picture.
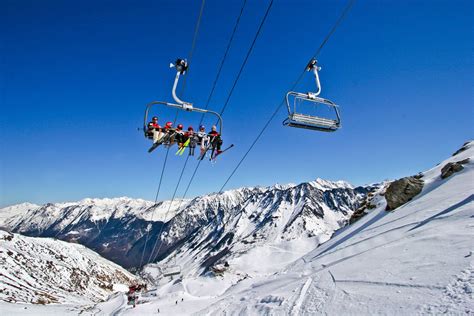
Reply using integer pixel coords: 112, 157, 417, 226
148, 0, 269, 266
216, 0, 273, 120
176, 0, 273, 212
217, 0, 355, 194
139, 0, 206, 268
199, 0, 248, 124
146, 0, 273, 268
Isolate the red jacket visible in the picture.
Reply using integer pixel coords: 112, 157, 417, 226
208, 131, 219, 137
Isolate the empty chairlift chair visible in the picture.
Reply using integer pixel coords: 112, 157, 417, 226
283, 59, 341, 132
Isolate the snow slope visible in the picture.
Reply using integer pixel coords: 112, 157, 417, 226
0, 230, 138, 305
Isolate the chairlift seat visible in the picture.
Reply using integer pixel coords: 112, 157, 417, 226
284, 91, 341, 132
285, 113, 340, 132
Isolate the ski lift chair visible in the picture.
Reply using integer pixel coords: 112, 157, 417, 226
283, 59, 341, 132
143, 59, 223, 138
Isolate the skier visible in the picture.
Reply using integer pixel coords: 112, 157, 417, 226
196, 125, 209, 157
162, 121, 176, 146
208, 125, 223, 155
175, 124, 185, 148
147, 116, 163, 143
145, 122, 155, 139
185, 126, 197, 156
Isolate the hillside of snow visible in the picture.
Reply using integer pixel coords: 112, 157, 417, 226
0, 230, 138, 306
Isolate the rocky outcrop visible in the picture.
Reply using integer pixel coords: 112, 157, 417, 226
441, 158, 470, 179
349, 190, 378, 224
385, 176, 424, 211
452, 142, 471, 156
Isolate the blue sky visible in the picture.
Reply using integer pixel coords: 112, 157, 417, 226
1, 0, 473, 207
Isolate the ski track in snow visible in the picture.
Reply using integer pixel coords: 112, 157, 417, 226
290, 277, 312, 316
110, 294, 127, 316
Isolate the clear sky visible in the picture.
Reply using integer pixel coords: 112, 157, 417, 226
1, 0, 473, 207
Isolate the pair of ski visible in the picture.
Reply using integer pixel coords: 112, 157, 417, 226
147, 136, 192, 156
147, 132, 176, 153
198, 143, 234, 161
175, 138, 190, 156
149, 135, 234, 161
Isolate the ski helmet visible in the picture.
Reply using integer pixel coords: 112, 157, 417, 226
177, 124, 183, 130
199, 125, 205, 130
152, 116, 158, 121
165, 121, 173, 127
188, 126, 194, 131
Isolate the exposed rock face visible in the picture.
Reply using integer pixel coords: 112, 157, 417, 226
441, 158, 470, 179
385, 176, 424, 211
349, 187, 381, 224
452, 142, 471, 156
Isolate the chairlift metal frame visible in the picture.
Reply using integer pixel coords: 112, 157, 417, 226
143, 59, 223, 137
283, 59, 341, 132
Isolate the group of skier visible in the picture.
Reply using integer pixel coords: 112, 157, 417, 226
146, 116, 223, 158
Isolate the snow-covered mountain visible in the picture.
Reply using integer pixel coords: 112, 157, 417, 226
0, 230, 138, 305
0, 180, 373, 269
0, 203, 39, 230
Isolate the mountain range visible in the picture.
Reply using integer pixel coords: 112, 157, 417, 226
0, 179, 377, 270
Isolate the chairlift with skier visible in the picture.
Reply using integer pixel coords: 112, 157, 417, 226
143, 59, 224, 153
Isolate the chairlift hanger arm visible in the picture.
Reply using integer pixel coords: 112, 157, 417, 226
171, 59, 193, 110
143, 58, 223, 136
306, 59, 322, 97
172, 71, 192, 109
